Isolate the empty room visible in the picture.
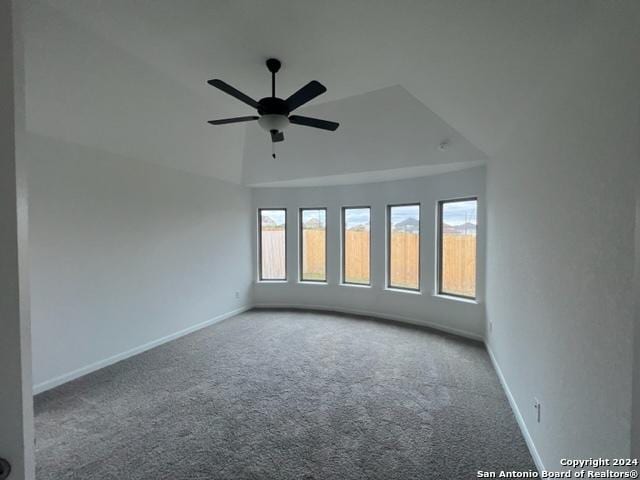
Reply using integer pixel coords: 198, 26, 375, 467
1, 1, 639, 479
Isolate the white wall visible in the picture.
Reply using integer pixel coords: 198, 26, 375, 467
27, 133, 253, 391
0, 1, 35, 478
485, 3, 640, 470
252, 167, 486, 340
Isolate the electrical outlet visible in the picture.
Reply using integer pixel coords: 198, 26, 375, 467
234, 291, 240, 299
534, 398, 541, 423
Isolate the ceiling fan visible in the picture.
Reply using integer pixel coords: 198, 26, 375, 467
207, 58, 339, 154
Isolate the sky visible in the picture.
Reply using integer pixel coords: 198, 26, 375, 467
261, 209, 286, 226
345, 208, 370, 230
390, 205, 420, 227
442, 200, 477, 226
301, 209, 326, 228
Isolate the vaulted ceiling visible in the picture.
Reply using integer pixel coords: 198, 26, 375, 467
23, 0, 588, 185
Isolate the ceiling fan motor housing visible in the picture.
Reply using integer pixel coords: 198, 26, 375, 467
257, 97, 289, 116
257, 97, 290, 132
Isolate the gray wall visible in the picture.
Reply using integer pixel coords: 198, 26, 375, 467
252, 167, 486, 339
27, 133, 254, 391
0, 1, 35, 477
485, 4, 640, 470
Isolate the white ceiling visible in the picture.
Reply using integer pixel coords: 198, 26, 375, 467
23, 0, 588, 185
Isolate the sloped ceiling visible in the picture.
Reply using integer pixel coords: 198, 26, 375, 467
243, 85, 486, 186
23, 0, 588, 185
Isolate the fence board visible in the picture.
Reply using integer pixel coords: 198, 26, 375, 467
441, 234, 476, 297
344, 230, 370, 284
261, 229, 285, 279
302, 229, 326, 280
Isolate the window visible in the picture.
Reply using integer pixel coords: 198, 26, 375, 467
342, 207, 371, 285
438, 198, 477, 299
300, 208, 327, 282
258, 209, 287, 281
387, 204, 420, 290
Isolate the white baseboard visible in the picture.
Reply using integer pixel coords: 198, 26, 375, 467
33, 305, 251, 395
486, 344, 545, 473
253, 303, 484, 342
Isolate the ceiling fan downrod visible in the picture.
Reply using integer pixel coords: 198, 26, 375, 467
266, 58, 281, 98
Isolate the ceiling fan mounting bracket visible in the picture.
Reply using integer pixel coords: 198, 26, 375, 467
266, 58, 281, 74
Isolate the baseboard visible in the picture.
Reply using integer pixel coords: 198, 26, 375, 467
486, 344, 545, 473
33, 305, 251, 395
253, 303, 484, 342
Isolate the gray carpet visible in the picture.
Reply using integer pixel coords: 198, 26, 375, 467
35, 309, 534, 479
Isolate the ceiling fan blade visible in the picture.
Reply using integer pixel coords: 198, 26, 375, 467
207, 79, 259, 109
289, 115, 339, 131
270, 130, 284, 143
208, 116, 259, 125
285, 81, 327, 111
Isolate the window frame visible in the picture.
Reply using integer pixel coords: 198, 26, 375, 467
258, 208, 287, 282
341, 206, 372, 286
386, 203, 421, 292
437, 197, 478, 300
299, 207, 328, 283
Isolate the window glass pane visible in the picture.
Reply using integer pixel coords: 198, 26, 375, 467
440, 199, 477, 297
343, 208, 370, 285
260, 209, 286, 280
388, 204, 420, 290
301, 209, 326, 281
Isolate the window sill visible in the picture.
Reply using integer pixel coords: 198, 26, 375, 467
434, 293, 478, 304
298, 281, 328, 286
256, 280, 288, 284
385, 287, 422, 295
340, 283, 371, 289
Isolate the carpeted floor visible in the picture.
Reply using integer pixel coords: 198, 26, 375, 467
35, 309, 534, 479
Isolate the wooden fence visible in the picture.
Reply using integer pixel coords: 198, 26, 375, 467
260, 229, 286, 279
301, 229, 326, 280
261, 229, 476, 296
389, 231, 420, 289
344, 230, 370, 284
441, 234, 476, 297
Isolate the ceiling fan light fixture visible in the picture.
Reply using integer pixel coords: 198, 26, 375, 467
258, 114, 290, 132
